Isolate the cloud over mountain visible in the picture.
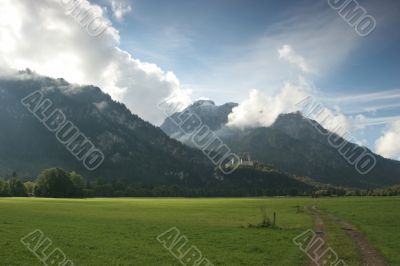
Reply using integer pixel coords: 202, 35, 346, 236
375, 121, 400, 160
0, 0, 190, 125
227, 78, 312, 129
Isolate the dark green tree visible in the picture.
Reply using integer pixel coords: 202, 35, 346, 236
0, 180, 11, 197
69, 171, 85, 197
34, 168, 75, 198
9, 175, 27, 197
24, 181, 36, 196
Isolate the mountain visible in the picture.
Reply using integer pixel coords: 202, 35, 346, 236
161, 100, 237, 140
0, 72, 314, 196
161, 101, 400, 188
0, 72, 213, 186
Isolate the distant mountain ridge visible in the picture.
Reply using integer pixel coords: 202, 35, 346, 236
161, 101, 400, 188
0, 72, 315, 196
5, 71, 397, 192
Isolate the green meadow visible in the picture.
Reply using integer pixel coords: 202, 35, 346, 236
0, 197, 399, 265
315, 197, 400, 265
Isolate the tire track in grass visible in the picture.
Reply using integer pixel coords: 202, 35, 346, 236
326, 213, 387, 266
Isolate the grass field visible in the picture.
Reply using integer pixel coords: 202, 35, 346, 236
316, 197, 400, 265
0, 197, 399, 265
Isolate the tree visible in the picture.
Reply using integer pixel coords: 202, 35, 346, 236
9, 175, 27, 197
24, 181, 36, 196
0, 180, 11, 197
69, 171, 85, 197
34, 168, 75, 198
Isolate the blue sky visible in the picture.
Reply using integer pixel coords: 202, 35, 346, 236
96, 0, 400, 155
1, 0, 399, 159
107, 0, 400, 98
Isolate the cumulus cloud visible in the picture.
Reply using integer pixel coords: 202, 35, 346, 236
375, 121, 400, 160
227, 76, 353, 138
227, 78, 312, 128
110, 0, 132, 21
278, 44, 313, 73
0, 0, 190, 125
226, 43, 351, 134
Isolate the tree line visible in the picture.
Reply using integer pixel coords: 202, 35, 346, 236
0, 167, 314, 198
2, 167, 400, 198
0, 169, 85, 198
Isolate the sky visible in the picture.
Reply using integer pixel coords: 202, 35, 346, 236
0, 0, 399, 160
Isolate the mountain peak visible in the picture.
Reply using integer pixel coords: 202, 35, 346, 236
270, 111, 323, 141
160, 99, 400, 188
274, 111, 306, 124
161, 100, 237, 134
191, 99, 216, 107
272, 111, 315, 128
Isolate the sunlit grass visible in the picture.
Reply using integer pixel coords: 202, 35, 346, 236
0, 197, 398, 265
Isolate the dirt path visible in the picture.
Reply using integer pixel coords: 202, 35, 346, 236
305, 206, 387, 266
305, 206, 328, 266
327, 213, 387, 266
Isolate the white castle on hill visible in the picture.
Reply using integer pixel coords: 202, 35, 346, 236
226, 152, 254, 167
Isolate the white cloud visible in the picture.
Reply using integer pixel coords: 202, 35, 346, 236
227, 78, 313, 129
315, 108, 352, 137
110, 0, 132, 21
353, 114, 400, 127
325, 89, 400, 103
186, 4, 360, 104
227, 43, 352, 137
278, 44, 313, 73
375, 121, 400, 160
227, 75, 353, 139
0, 0, 190, 125
227, 82, 354, 138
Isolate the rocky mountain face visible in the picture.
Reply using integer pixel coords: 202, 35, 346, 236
0, 72, 213, 186
0, 72, 315, 196
161, 103, 400, 188
161, 100, 237, 140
